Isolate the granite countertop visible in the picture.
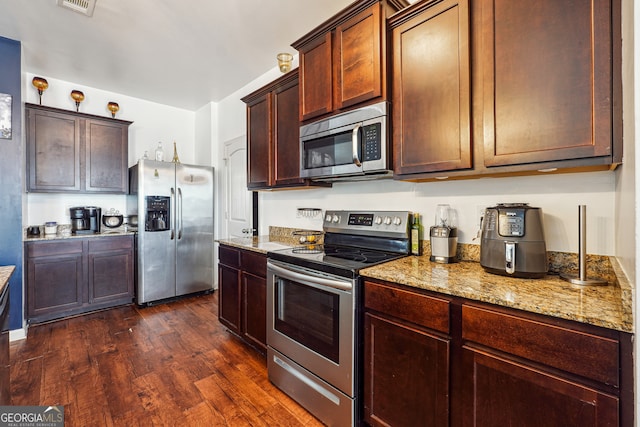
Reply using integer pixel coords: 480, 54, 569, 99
24, 226, 136, 242
0, 266, 15, 294
361, 256, 633, 333
216, 236, 293, 254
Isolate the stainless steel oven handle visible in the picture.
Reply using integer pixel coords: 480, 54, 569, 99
352, 124, 362, 167
267, 261, 353, 291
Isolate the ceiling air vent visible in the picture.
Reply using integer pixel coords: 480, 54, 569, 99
57, 0, 97, 17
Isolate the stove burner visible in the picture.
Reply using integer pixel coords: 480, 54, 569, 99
324, 247, 391, 264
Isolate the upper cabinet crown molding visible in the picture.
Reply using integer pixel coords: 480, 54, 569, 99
24, 102, 133, 126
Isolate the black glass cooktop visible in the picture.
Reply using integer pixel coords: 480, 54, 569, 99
268, 243, 407, 279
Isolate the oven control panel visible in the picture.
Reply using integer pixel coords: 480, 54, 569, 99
324, 210, 410, 238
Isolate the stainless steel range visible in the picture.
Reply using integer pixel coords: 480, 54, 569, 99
266, 210, 411, 427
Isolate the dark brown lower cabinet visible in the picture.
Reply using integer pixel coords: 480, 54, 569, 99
364, 313, 450, 426
364, 280, 451, 427
363, 279, 633, 427
26, 235, 134, 323
218, 244, 267, 353
461, 348, 618, 426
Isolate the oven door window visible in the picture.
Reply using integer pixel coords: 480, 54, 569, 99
274, 277, 340, 364
303, 130, 355, 170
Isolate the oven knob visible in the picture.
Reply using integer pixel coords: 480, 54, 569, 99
383, 216, 392, 225
374, 216, 383, 225
332, 214, 340, 223
393, 216, 402, 226
325, 213, 332, 222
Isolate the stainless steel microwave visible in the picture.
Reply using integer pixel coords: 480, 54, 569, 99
300, 101, 391, 181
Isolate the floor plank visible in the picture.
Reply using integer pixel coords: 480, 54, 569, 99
10, 292, 324, 427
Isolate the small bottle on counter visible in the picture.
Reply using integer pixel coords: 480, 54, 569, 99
411, 212, 423, 256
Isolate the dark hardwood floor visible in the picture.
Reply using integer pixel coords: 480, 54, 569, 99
10, 292, 324, 426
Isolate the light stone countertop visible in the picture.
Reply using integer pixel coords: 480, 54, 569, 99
360, 256, 633, 333
0, 266, 15, 295
217, 228, 632, 333
216, 236, 293, 254
24, 226, 136, 242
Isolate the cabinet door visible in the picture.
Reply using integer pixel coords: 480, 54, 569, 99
26, 242, 84, 322
218, 263, 241, 334
481, 0, 613, 167
85, 119, 128, 193
246, 93, 272, 189
273, 78, 304, 187
335, 3, 383, 110
87, 237, 134, 305
242, 272, 266, 352
461, 348, 618, 426
392, 0, 471, 176
26, 107, 81, 192
364, 312, 450, 427
299, 32, 333, 121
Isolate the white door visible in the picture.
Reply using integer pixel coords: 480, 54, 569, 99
222, 135, 253, 239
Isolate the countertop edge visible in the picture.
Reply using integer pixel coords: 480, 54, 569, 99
0, 266, 15, 295
361, 258, 633, 333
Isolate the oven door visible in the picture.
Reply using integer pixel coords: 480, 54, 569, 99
266, 259, 356, 396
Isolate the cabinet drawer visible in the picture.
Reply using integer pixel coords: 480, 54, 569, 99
26, 240, 84, 258
364, 281, 450, 334
219, 245, 240, 268
241, 250, 266, 278
462, 304, 619, 386
88, 236, 133, 253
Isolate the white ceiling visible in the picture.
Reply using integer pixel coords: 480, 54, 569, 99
0, 0, 354, 110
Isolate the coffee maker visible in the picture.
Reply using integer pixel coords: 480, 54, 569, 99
70, 206, 101, 234
430, 204, 458, 263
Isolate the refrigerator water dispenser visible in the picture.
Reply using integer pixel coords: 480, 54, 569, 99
145, 196, 170, 232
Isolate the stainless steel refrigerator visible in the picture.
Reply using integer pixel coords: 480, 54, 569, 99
128, 159, 214, 305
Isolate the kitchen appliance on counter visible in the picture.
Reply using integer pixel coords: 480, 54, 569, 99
266, 210, 411, 427
102, 209, 124, 228
300, 101, 391, 181
128, 159, 214, 305
70, 206, 101, 234
430, 204, 458, 263
480, 203, 548, 278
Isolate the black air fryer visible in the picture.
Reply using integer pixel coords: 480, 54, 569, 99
480, 203, 547, 278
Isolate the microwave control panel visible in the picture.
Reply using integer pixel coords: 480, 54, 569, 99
362, 123, 382, 161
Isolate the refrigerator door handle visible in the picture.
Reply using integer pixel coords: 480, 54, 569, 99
178, 187, 183, 240
170, 187, 175, 240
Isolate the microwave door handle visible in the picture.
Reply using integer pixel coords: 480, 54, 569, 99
352, 124, 362, 167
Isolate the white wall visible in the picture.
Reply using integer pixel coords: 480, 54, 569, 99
24, 73, 197, 226
260, 172, 616, 254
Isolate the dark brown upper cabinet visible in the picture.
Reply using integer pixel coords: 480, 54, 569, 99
292, 0, 409, 123
390, 0, 471, 177
242, 70, 327, 190
26, 103, 132, 193
391, 0, 621, 182
480, 0, 621, 169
